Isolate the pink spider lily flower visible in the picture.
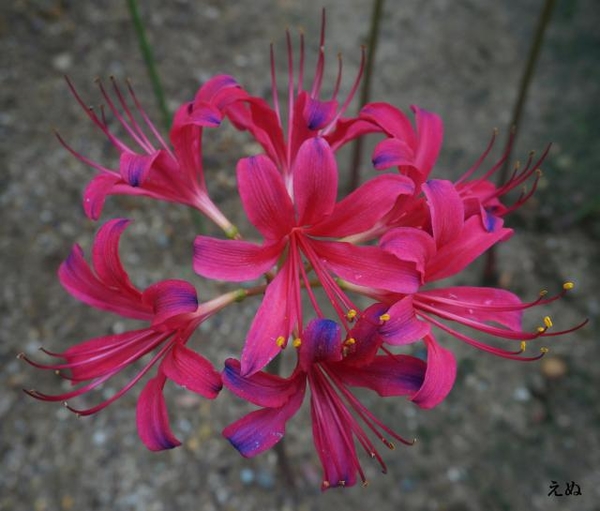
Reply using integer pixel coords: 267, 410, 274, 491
362, 180, 588, 359
194, 137, 419, 375
222, 313, 455, 490
20, 219, 230, 450
57, 76, 238, 237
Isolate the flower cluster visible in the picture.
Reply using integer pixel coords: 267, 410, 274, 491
23, 14, 584, 490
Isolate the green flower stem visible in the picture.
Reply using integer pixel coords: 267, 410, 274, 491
126, 0, 171, 132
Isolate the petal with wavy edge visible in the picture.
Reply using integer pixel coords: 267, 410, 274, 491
91, 218, 134, 290
237, 155, 295, 240
380, 295, 431, 345
223, 381, 305, 457
293, 138, 338, 226
193, 237, 283, 282
410, 335, 456, 409
308, 174, 415, 238
360, 102, 417, 145
422, 180, 464, 248
325, 116, 380, 151
136, 375, 182, 451
311, 240, 420, 294
159, 344, 221, 398
223, 359, 301, 408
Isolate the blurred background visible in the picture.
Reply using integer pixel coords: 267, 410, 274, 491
1, 1, 598, 510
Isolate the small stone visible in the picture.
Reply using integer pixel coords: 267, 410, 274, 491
540, 356, 568, 380
240, 468, 254, 485
52, 53, 73, 72
513, 386, 531, 402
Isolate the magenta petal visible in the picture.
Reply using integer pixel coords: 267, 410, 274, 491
422, 180, 464, 248
169, 104, 204, 188
380, 296, 431, 345
411, 105, 443, 177
303, 96, 338, 130
194, 74, 241, 105
223, 359, 300, 407
325, 117, 380, 151
159, 344, 222, 398
142, 280, 198, 325
188, 101, 222, 127
193, 236, 283, 282
410, 335, 456, 409
380, 227, 436, 277
426, 216, 512, 282
360, 102, 417, 145
240, 261, 297, 375
308, 174, 415, 238
83, 172, 120, 220
372, 138, 415, 170
136, 375, 182, 451
223, 381, 305, 457
298, 319, 342, 371
312, 240, 420, 294
418, 286, 524, 330
293, 138, 338, 226
334, 354, 426, 397
119, 151, 160, 187
236, 155, 295, 240
91, 218, 133, 289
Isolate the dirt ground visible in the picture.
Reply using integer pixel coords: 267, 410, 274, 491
1, 1, 598, 510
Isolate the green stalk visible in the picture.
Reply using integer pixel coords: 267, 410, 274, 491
347, 0, 385, 193
126, 0, 171, 131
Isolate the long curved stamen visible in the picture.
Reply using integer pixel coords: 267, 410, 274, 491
54, 130, 116, 174
419, 312, 547, 361
310, 9, 327, 99
456, 128, 499, 185
270, 43, 282, 126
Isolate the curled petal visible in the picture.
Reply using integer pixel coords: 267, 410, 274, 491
380, 227, 436, 278
380, 296, 431, 345
136, 375, 182, 451
119, 151, 160, 187
411, 105, 443, 178
193, 237, 283, 282
83, 173, 120, 221
223, 359, 301, 408
410, 335, 456, 409
303, 96, 338, 130
188, 102, 223, 127
372, 138, 415, 170
142, 280, 198, 326
334, 354, 426, 397
223, 382, 305, 458
91, 218, 134, 290
360, 102, 417, 145
160, 344, 222, 398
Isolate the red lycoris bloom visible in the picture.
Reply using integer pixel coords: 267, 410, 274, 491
21, 219, 225, 450
194, 137, 420, 376
223, 313, 455, 490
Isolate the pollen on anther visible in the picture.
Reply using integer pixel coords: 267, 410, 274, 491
520, 341, 527, 352
540, 347, 549, 354
276, 336, 286, 348
563, 282, 574, 290
346, 309, 358, 321
537, 326, 546, 333
379, 313, 391, 322
544, 316, 553, 328
539, 289, 548, 297
344, 337, 356, 346
292, 338, 302, 349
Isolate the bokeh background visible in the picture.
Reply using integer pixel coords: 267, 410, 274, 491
1, 1, 598, 510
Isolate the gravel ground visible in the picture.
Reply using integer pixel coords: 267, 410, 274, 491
1, 1, 599, 510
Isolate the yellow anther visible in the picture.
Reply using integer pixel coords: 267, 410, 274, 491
346, 309, 358, 321
520, 341, 527, 352
540, 347, 549, 354
563, 282, 574, 290
292, 338, 302, 349
539, 289, 548, 297
544, 316, 553, 328
537, 326, 546, 333
379, 313, 391, 322
344, 337, 356, 346
275, 336, 286, 348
